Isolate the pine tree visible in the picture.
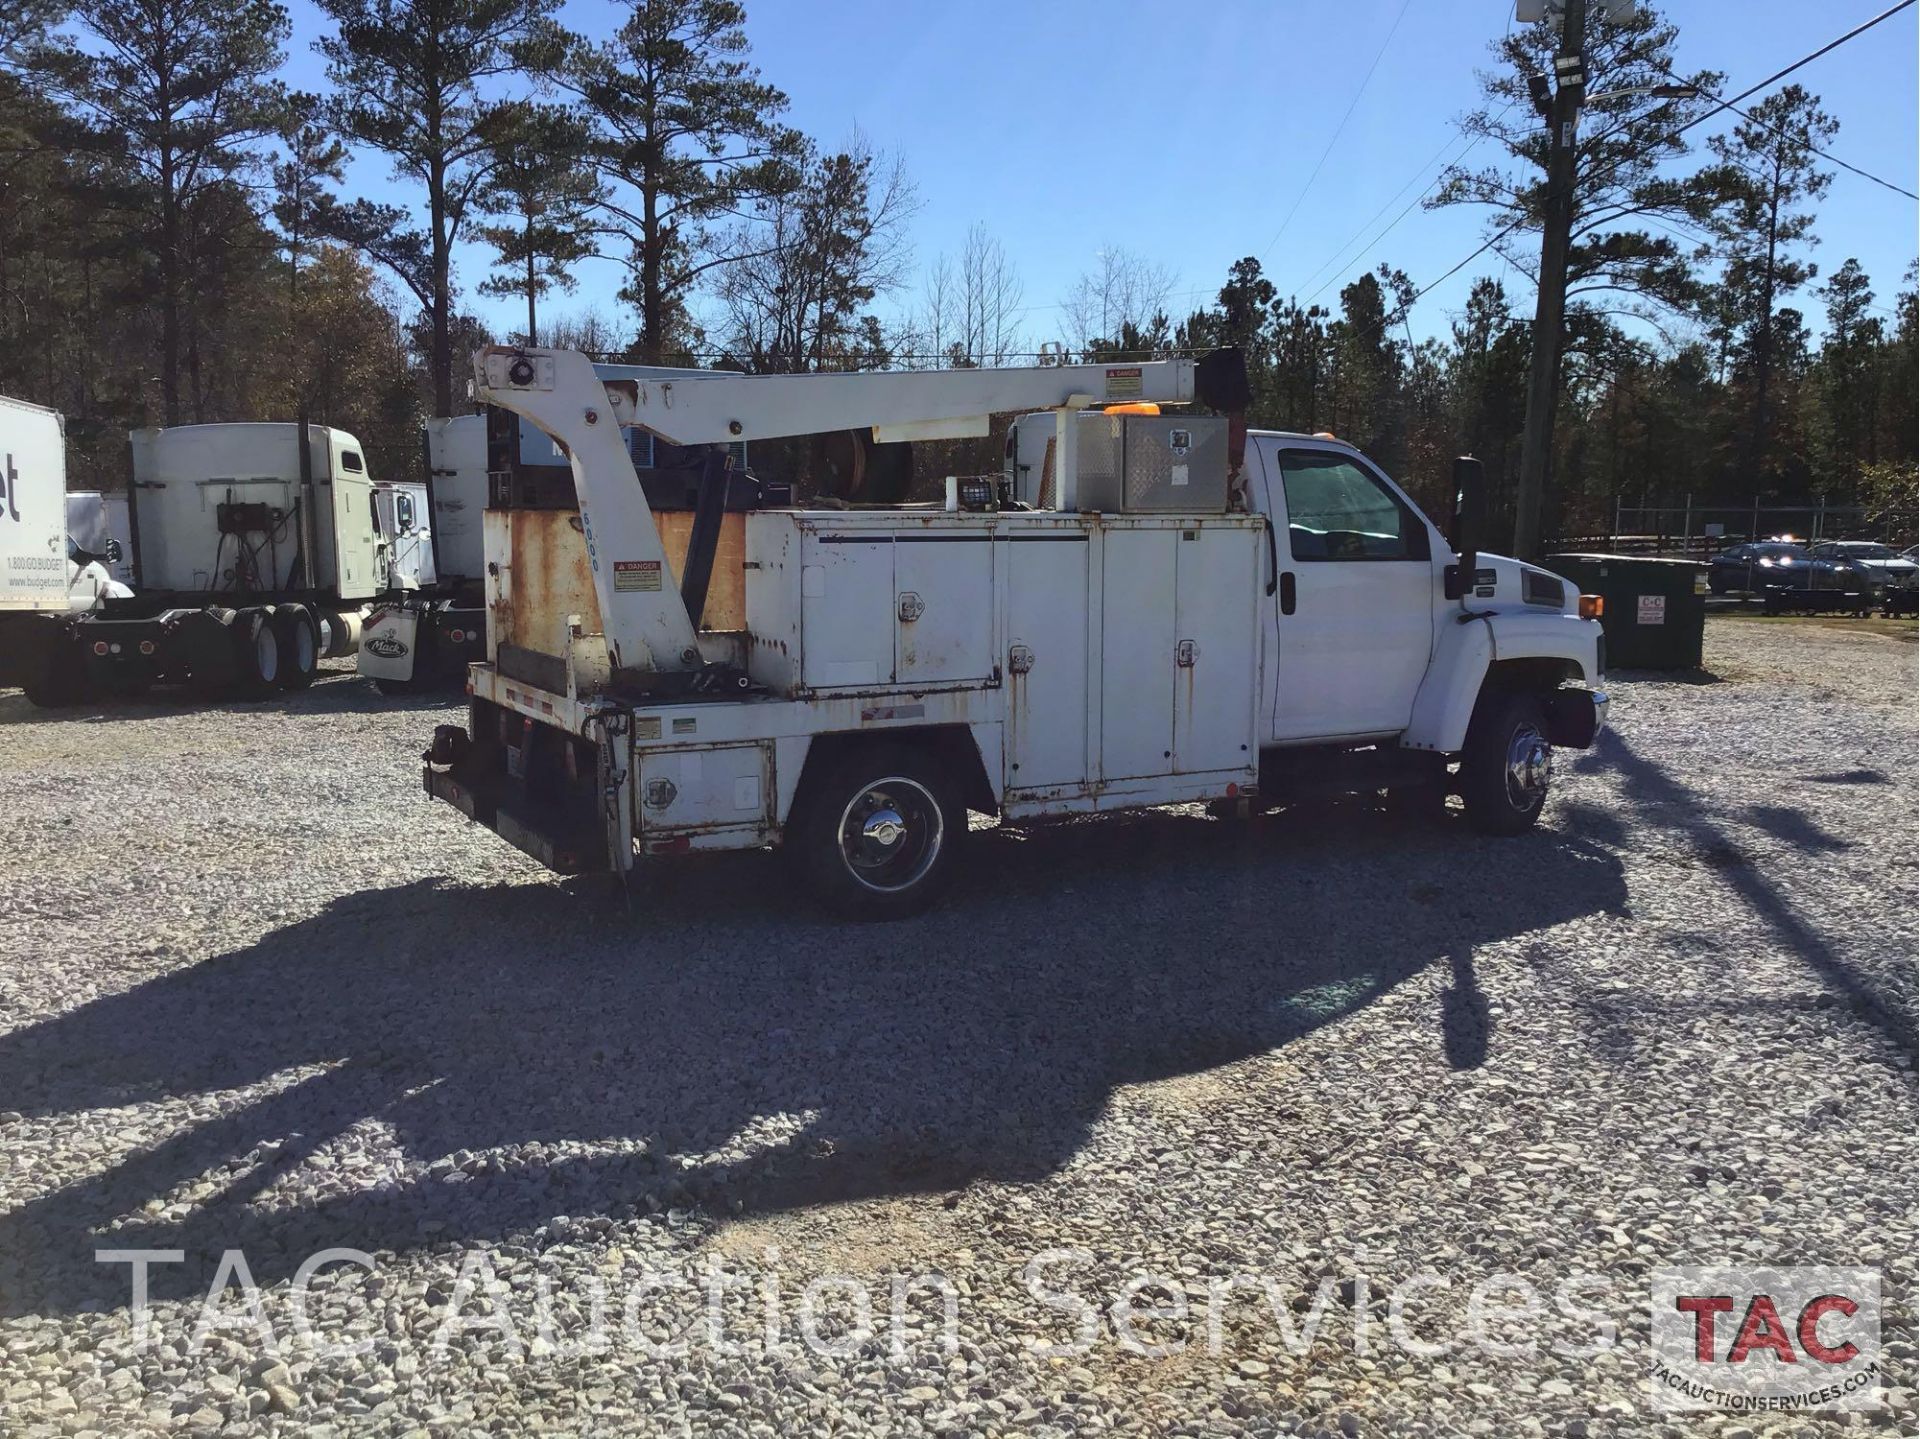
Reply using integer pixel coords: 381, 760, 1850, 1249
1702, 84, 1837, 486
317, 0, 558, 414
35, 0, 291, 423
558, 0, 801, 362
473, 102, 601, 346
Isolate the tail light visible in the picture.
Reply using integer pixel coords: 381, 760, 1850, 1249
138, 640, 156, 655
1578, 595, 1604, 620
91, 640, 109, 656
448, 628, 466, 644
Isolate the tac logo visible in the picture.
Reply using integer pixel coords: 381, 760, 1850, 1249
1651, 1266, 1882, 1413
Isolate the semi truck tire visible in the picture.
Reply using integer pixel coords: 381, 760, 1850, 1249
231, 608, 281, 698
787, 741, 964, 919
1459, 687, 1552, 836
273, 606, 319, 691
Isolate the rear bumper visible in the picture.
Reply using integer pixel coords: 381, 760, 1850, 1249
423, 722, 607, 875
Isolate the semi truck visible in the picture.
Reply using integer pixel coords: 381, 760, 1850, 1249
8, 420, 387, 703
420, 347, 1609, 917
358, 416, 490, 693
65, 490, 136, 586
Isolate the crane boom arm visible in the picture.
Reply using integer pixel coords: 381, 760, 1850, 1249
471, 347, 1209, 677
476, 348, 1196, 448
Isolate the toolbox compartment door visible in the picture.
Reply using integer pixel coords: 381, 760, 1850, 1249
1099, 528, 1178, 779
894, 536, 996, 685
1173, 526, 1259, 773
635, 743, 773, 838
799, 534, 895, 690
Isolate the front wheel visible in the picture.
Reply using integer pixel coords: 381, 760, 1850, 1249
787, 743, 963, 919
1459, 688, 1552, 836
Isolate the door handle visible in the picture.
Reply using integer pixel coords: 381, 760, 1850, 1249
1263, 517, 1279, 595
1280, 571, 1296, 616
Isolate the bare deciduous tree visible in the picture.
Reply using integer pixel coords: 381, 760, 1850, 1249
1060, 245, 1175, 353
717, 136, 916, 374
914, 223, 1024, 367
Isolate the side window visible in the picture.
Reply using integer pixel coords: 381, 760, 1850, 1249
339, 450, 364, 473
1276, 450, 1426, 561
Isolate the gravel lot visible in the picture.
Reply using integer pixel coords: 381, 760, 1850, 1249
0, 616, 1913, 1438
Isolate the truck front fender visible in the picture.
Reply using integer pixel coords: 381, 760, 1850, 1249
1401, 611, 1601, 754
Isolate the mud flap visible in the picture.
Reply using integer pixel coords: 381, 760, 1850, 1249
1544, 688, 1601, 750
358, 606, 420, 682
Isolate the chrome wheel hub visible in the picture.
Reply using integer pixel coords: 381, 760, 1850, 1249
838, 778, 943, 894
860, 807, 908, 855
1504, 724, 1552, 810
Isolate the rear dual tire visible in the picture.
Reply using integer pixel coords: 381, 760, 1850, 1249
231, 606, 318, 697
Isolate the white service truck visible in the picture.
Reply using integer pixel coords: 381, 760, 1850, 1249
421, 347, 1609, 917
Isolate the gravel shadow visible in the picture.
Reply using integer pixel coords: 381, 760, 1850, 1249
0, 807, 1629, 1316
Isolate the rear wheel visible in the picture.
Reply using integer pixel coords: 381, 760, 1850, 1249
1459, 688, 1552, 836
231, 608, 280, 698
788, 742, 962, 919
272, 606, 318, 691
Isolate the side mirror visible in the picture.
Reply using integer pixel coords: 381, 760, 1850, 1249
1446, 455, 1487, 601
104, 537, 123, 564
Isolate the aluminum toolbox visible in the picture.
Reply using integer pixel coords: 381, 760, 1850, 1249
1121, 416, 1229, 512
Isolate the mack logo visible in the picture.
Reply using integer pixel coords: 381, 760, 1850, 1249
366, 635, 409, 659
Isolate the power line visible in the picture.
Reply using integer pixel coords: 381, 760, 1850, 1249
1257, 0, 1416, 263
1648, 56, 1919, 201
1293, 130, 1486, 301
1301, 110, 1521, 307
1344, 0, 1919, 345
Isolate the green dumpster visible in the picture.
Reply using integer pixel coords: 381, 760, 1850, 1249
1545, 553, 1708, 670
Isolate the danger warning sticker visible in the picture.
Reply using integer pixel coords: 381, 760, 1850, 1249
614, 560, 662, 592
1104, 366, 1143, 399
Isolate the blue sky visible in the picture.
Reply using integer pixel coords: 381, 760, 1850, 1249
281, 0, 1920, 350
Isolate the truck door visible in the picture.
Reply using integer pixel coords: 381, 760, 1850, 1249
1253, 441, 1434, 742
329, 441, 379, 600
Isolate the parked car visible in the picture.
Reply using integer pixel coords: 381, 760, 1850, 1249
1706, 542, 1871, 610
1806, 540, 1918, 596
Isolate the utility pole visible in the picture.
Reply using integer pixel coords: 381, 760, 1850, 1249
1513, 0, 1588, 560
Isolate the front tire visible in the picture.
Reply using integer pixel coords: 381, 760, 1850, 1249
1459, 688, 1552, 836
787, 742, 963, 919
